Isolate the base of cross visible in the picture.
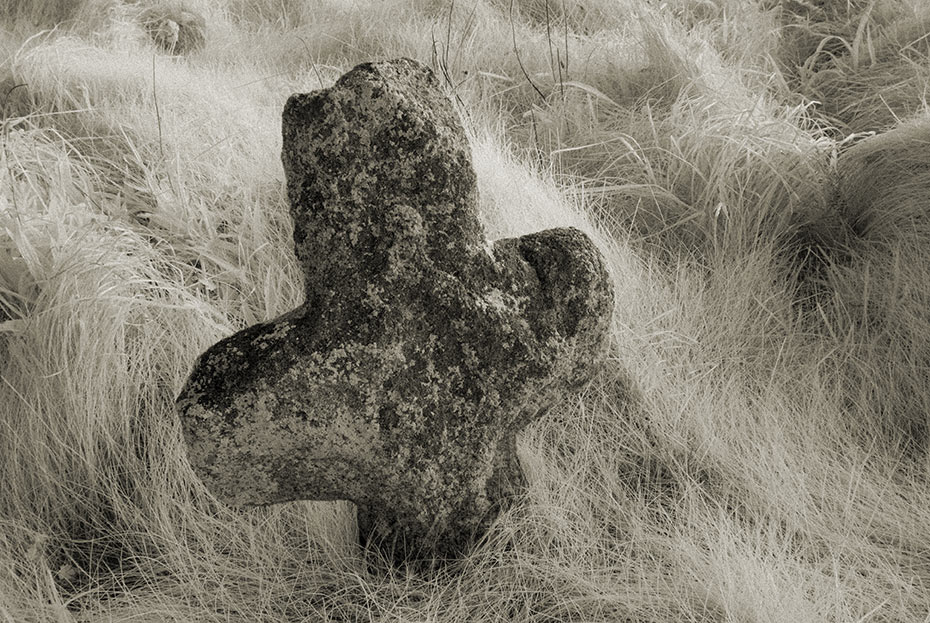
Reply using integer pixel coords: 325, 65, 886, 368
353, 435, 528, 568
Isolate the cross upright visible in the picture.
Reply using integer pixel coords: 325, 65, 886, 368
177, 58, 614, 566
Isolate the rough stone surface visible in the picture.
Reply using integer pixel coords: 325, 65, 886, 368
176, 58, 614, 565
141, 3, 206, 55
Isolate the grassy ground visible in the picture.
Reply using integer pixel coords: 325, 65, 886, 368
2, 0, 930, 620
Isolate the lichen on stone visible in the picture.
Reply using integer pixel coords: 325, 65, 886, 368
176, 57, 615, 566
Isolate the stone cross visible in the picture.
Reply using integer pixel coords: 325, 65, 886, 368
176, 58, 614, 566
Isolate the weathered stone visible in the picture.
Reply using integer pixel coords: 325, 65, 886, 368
176, 58, 614, 565
141, 3, 206, 55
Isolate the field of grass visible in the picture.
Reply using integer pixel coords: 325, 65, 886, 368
3, 0, 930, 620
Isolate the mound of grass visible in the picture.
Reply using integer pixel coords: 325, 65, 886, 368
3, 1, 930, 621
779, 0, 930, 133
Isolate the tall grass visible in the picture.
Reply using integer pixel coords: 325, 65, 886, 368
2, 0, 930, 621
778, 0, 930, 133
